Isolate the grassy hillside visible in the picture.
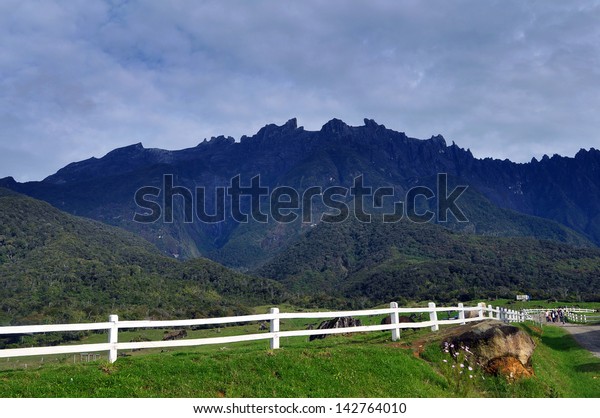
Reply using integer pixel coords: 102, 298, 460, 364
0, 322, 597, 397
257, 216, 600, 304
0, 188, 285, 325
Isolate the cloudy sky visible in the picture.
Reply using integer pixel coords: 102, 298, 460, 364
1, 0, 599, 181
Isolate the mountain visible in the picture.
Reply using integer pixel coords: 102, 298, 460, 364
0, 188, 284, 325
1, 118, 598, 270
257, 216, 600, 304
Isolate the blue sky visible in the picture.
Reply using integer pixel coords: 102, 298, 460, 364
1, 0, 599, 181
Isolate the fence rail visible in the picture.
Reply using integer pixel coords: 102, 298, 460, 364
522, 307, 598, 324
566, 312, 600, 324
0, 302, 530, 363
523, 308, 596, 314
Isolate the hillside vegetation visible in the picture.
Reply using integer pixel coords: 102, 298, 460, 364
257, 216, 600, 304
0, 188, 284, 325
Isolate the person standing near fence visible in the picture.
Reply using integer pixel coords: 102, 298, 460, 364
558, 309, 565, 324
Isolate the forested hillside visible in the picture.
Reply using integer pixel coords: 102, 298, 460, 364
257, 216, 600, 304
0, 188, 284, 325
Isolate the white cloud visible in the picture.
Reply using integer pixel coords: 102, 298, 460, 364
1, 0, 599, 181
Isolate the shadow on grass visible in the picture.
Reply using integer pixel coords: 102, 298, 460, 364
574, 362, 600, 373
540, 334, 579, 352
532, 324, 588, 352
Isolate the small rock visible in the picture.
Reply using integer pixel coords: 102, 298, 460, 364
309, 317, 362, 341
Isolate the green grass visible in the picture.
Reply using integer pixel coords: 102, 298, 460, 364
0, 322, 598, 398
525, 324, 600, 397
0, 333, 448, 397
421, 323, 600, 397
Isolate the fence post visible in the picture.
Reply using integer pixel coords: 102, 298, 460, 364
428, 302, 439, 332
390, 302, 400, 341
270, 307, 280, 350
478, 302, 485, 320
458, 302, 465, 325
488, 304, 493, 319
108, 314, 119, 363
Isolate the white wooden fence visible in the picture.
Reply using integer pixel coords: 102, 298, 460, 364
566, 312, 600, 324
522, 307, 596, 314
522, 307, 598, 324
0, 302, 530, 364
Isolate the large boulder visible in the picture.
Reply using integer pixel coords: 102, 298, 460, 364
445, 320, 535, 379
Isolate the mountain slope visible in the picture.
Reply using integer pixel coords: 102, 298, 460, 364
1, 118, 598, 269
0, 188, 284, 325
257, 216, 600, 304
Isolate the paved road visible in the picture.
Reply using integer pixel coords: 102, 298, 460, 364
531, 313, 600, 358
560, 323, 600, 358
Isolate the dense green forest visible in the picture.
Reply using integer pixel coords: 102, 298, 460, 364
0, 188, 284, 325
257, 216, 600, 305
2, 185, 600, 329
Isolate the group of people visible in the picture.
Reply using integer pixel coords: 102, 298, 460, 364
545, 309, 565, 324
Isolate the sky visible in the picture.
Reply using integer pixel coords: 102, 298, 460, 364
1, 0, 599, 181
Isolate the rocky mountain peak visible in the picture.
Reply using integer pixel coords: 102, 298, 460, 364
253, 118, 301, 141
428, 134, 447, 147
105, 142, 145, 156
0, 176, 17, 188
208, 135, 235, 145
363, 118, 385, 130
320, 118, 351, 135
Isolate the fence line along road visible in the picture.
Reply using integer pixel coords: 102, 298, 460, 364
522, 307, 599, 324
0, 302, 530, 364
566, 312, 600, 324
523, 307, 596, 314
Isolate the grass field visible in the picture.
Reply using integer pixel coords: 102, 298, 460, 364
1, 318, 599, 398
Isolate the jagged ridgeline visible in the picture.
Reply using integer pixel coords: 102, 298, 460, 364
256, 217, 600, 303
2, 118, 600, 270
0, 188, 284, 325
